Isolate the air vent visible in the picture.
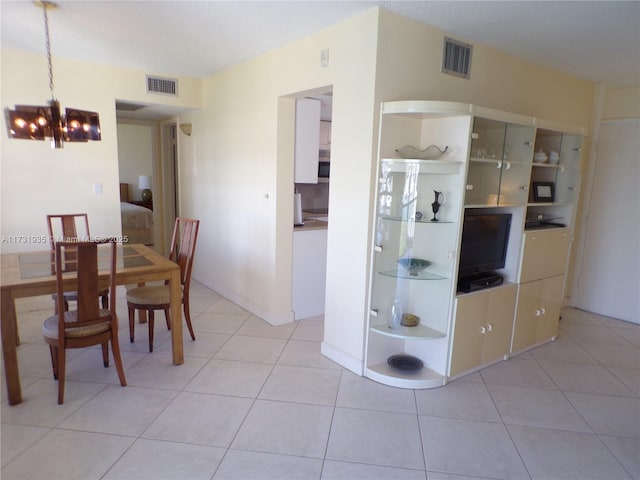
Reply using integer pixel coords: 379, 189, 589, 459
146, 75, 178, 96
442, 37, 473, 79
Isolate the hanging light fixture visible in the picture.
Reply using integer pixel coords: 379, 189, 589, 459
5, 1, 101, 149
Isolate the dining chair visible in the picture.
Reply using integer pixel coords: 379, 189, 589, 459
126, 217, 200, 352
47, 213, 109, 311
43, 239, 126, 404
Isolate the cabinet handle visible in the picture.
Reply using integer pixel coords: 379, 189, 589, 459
472, 133, 479, 140
524, 141, 533, 146
486, 323, 493, 332
519, 185, 528, 190
374, 245, 383, 252
466, 184, 474, 191
535, 309, 542, 317
540, 307, 546, 315
370, 309, 379, 317
505, 161, 511, 170
496, 161, 502, 169
480, 326, 486, 334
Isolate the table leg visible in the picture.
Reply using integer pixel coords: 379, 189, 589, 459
1, 289, 23, 405
169, 270, 184, 365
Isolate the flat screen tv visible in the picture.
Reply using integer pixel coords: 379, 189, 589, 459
458, 212, 512, 278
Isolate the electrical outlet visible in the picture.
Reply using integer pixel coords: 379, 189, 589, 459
320, 49, 329, 68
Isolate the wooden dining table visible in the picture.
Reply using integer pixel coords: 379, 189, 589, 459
1, 243, 183, 405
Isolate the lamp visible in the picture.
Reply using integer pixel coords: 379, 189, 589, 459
179, 123, 192, 136
5, 1, 101, 149
138, 175, 152, 202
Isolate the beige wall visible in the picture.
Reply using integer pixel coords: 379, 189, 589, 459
116, 122, 154, 201
602, 86, 640, 119
1, 48, 201, 253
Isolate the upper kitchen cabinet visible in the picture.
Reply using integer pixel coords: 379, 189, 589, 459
465, 113, 535, 207
526, 124, 583, 230
294, 98, 321, 184
319, 120, 332, 151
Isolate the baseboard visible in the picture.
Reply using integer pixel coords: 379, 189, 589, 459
321, 341, 364, 375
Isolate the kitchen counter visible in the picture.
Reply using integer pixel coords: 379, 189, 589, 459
294, 218, 328, 231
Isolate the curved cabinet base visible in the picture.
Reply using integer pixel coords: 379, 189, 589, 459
366, 363, 447, 389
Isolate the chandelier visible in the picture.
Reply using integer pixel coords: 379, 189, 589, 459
5, 1, 101, 149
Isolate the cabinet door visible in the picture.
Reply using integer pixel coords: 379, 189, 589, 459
520, 229, 571, 283
294, 98, 321, 184
319, 120, 331, 150
450, 293, 486, 376
497, 123, 534, 205
480, 284, 517, 364
512, 280, 542, 352
536, 275, 564, 342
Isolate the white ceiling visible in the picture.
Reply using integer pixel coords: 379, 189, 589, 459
2, 1, 639, 117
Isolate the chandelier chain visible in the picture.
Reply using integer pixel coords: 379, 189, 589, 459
42, 3, 55, 99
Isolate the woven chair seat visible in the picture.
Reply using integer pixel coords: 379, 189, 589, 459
43, 309, 111, 340
126, 285, 174, 306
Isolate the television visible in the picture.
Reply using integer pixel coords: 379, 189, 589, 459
458, 212, 512, 285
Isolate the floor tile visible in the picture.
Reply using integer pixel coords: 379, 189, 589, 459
205, 298, 251, 317
236, 315, 296, 339
565, 392, 640, 438
143, 391, 253, 447
193, 312, 248, 335
539, 360, 636, 397
509, 424, 632, 480
185, 358, 272, 398
277, 339, 342, 370
609, 366, 640, 396
155, 330, 230, 358
292, 316, 325, 341
0, 429, 135, 480
415, 379, 501, 422
122, 352, 207, 390
58, 385, 178, 436
480, 357, 556, 390
326, 408, 425, 470
529, 334, 598, 365
321, 460, 426, 479
214, 335, 287, 364
104, 438, 226, 480
599, 435, 640, 480
232, 399, 333, 458
419, 416, 529, 479
0, 424, 49, 467
259, 365, 341, 406
337, 369, 417, 414
487, 384, 592, 432
213, 449, 323, 479
580, 342, 640, 369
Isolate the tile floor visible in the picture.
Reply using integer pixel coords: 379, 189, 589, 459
1, 281, 638, 480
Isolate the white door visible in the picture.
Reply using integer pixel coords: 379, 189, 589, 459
576, 119, 640, 323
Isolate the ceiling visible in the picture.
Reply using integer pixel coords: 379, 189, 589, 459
2, 1, 639, 118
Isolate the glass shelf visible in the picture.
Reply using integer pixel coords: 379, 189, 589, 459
378, 269, 446, 280
381, 158, 462, 175
370, 321, 446, 340
378, 214, 454, 224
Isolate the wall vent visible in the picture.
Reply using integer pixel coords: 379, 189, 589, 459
441, 37, 473, 79
146, 75, 178, 96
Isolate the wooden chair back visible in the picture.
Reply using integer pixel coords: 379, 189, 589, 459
47, 214, 91, 274
168, 217, 200, 290
54, 240, 117, 335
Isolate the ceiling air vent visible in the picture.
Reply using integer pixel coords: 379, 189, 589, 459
146, 75, 178, 96
442, 37, 473, 79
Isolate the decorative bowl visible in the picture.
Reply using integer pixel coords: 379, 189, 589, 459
395, 144, 448, 160
397, 257, 431, 275
401, 313, 420, 327
533, 150, 548, 163
387, 354, 423, 371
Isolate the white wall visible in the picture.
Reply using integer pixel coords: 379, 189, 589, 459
116, 122, 154, 201
0, 48, 201, 253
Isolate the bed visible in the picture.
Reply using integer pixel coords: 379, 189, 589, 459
120, 183, 154, 245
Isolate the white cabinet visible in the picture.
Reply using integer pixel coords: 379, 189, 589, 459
294, 98, 321, 184
512, 275, 564, 352
319, 120, 331, 150
292, 228, 327, 319
450, 284, 517, 377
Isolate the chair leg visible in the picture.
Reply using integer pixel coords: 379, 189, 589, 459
128, 305, 135, 343
110, 335, 127, 387
183, 300, 196, 341
164, 309, 171, 330
101, 343, 109, 367
57, 344, 66, 405
49, 345, 58, 380
101, 292, 109, 310
148, 310, 155, 353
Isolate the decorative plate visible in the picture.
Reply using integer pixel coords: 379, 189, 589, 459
395, 144, 448, 160
397, 257, 431, 275
387, 354, 424, 371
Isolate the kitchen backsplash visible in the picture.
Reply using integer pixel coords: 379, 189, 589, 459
295, 182, 329, 211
